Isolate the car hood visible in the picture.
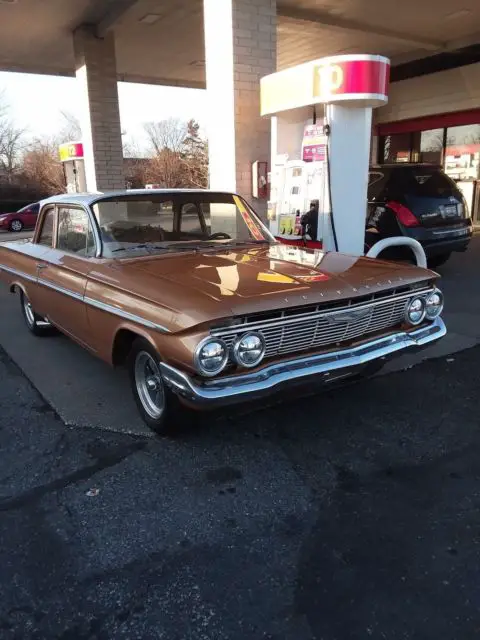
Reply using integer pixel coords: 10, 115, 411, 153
114, 244, 435, 327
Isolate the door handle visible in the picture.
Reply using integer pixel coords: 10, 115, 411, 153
37, 263, 48, 270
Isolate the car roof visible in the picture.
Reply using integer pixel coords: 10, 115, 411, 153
39, 188, 237, 207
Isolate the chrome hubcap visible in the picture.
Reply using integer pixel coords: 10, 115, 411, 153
23, 298, 35, 326
134, 351, 165, 419
11, 221, 22, 231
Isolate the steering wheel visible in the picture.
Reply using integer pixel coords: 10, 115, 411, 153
208, 232, 232, 240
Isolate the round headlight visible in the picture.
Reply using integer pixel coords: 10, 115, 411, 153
425, 289, 444, 319
195, 338, 228, 376
405, 297, 426, 326
233, 331, 266, 368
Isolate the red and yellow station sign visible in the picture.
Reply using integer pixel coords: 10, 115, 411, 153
260, 54, 390, 116
59, 142, 84, 162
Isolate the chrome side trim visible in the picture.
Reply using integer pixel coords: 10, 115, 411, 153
211, 287, 433, 335
84, 296, 170, 333
160, 317, 446, 407
0, 264, 36, 283
38, 277, 84, 301
0, 263, 169, 333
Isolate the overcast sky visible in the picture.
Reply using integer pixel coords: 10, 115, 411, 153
0, 71, 208, 151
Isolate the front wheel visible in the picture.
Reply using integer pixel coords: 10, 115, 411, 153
427, 253, 451, 269
20, 291, 54, 336
9, 219, 24, 232
127, 338, 190, 436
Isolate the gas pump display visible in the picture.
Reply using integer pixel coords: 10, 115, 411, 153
302, 124, 327, 163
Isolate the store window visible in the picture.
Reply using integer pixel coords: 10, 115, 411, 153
444, 124, 480, 180
382, 133, 412, 163
377, 113, 480, 224
419, 129, 444, 164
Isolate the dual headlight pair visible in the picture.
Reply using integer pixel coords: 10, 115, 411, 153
405, 289, 444, 326
195, 332, 265, 377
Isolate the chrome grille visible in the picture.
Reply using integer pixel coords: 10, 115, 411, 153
213, 288, 431, 359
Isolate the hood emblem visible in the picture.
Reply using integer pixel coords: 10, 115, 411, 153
326, 308, 371, 324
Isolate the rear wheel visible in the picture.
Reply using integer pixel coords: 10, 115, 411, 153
20, 291, 53, 336
127, 338, 190, 436
427, 253, 451, 269
9, 219, 23, 232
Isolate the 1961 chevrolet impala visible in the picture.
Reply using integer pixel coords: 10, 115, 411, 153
0, 189, 446, 434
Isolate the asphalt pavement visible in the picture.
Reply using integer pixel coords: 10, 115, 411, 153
0, 229, 34, 242
1, 337, 480, 638
1, 233, 480, 638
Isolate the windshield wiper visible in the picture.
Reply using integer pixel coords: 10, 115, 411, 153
111, 240, 267, 255
111, 243, 152, 253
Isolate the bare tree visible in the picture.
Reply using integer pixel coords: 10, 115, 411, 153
22, 137, 65, 194
143, 118, 187, 155
0, 125, 26, 177
58, 111, 82, 144
181, 119, 208, 188
0, 90, 26, 180
145, 149, 187, 188
123, 133, 144, 159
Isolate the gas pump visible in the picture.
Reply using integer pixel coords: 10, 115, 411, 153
261, 54, 427, 266
59, 142, 87, 193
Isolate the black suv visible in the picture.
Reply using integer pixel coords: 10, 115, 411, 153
366, 163, 473, 268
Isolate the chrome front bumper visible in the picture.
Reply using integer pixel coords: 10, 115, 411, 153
160, 317, 446, 408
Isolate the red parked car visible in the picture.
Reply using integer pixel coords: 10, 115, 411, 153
0, 202, 40, 232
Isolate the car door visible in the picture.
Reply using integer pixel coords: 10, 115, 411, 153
25, 203, 40, 228
3, 206, 55, 316
37, 205, 97, 348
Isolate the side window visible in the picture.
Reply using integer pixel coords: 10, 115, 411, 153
37, 209, 55, 247
57, 207, 96, 256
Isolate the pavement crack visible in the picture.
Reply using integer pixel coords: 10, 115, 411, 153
0, 441, 146, 512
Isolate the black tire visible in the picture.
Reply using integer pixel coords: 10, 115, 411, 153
127, 337, 191, 436
9, 219, 24, 232
20, 291, 54, 336
427, 253, 451, 269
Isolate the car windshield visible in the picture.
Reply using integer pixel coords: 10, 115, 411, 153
91, 192, 274, 257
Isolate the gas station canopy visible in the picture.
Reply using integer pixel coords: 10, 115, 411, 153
1, 0, 480, 88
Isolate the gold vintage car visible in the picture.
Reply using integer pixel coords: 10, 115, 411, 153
0, 190, 446, 434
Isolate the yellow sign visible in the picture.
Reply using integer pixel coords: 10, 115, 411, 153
279, 214, 296, 236
59, 142, 84, 162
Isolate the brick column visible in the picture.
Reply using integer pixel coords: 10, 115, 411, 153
203, 0, 277, 217
73, 26, 124, 192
